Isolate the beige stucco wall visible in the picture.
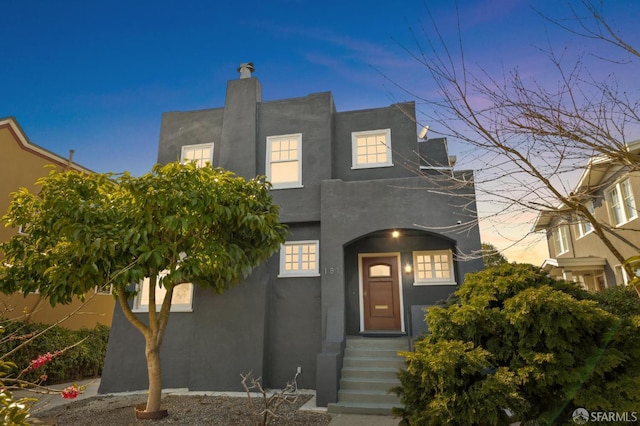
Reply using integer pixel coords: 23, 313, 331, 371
0, 121, 114, 329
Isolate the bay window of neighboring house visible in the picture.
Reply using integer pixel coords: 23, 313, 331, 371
606, 178, 637, 226
412, 250, 456, 285
266, 134, 302, 189
576, 200, 595, 238
181, 143, 214, 168
552, 225, 570, 256
133, 270, 194, 312
278, 241, 319, 277
351, 129, 393, 169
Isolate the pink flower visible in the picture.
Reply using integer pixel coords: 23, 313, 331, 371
39, 374, 48, 382
22, 351, 62, 373
61, 385, 80, 399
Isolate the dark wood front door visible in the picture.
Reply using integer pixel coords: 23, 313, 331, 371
362, 256, 401, 331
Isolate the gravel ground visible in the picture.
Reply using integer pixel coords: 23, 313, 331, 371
33, 393, 332, 426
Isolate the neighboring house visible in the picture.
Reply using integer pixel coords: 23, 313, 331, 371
0, 117, 115, 330
99, 64, 483, 408
534, 140, 640, 291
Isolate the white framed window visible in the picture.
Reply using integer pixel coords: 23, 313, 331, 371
278, 240, 320, 277
412, 250, 456, 285
351, 129, 393, 169
266, 134, 302, 189
181, 143, 214, 168
576, 201, 595, 238
614, 264, 640, 286
552, 225, 570, 256
95, 284, 113, 295
606, 178, 637, 226
133, 270, 194, 312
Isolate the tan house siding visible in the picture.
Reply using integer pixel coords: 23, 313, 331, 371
0, 118, 114, 329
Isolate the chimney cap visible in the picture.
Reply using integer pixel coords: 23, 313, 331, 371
237, 62, 255, 79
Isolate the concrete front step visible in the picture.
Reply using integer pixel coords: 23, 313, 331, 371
338, 389, 401, 405
339, 377, 400, 391
342, 356, 404, 369
344, 348, 405, 358
345, 337, 410, 350
341, 366, 400, 380
327, 401, 399, 416
329, 336, 410, 416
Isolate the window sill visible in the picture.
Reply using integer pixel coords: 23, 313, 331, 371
576, 231, 594, 240
413, 281, 457, 286
133, 306, 193, 313
351, 163, 394, 170
277, 273, 321, 278
271, 184, 304, 191
614, 216, 638, 228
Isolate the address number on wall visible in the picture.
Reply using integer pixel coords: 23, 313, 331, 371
323, 267, 340, 275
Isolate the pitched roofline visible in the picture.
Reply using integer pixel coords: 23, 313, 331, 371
574, 139, 640, 191
533, 139, 640, 232
0, 117, 92, 173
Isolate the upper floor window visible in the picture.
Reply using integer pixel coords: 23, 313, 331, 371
576, 201, 595, 238
181, 143, 214, 168
351, 129, 392, 169
267, 134, 302, 189
133, 270, 194, 313
412, 250, 456, 285
606, 178, 637, 226
553, 225, 570, 256
278, 240, 319, 277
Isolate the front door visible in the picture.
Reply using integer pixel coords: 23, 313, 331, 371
362, 256, 402, 331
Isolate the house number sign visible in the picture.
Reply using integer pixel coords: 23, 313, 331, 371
323, 267, 340, 275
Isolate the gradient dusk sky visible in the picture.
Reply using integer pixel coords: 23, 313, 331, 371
2, 0, 639, 263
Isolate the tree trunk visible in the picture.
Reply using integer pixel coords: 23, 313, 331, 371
145, 337, 163, 413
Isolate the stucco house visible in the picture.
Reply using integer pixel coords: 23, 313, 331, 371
99, 64, 483, 412
0, 117, 115, 330
534, 140, 640, 291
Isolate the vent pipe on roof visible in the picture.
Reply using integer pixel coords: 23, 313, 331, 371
238, 62, 255, 79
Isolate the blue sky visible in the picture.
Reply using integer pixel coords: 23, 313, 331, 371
2, 0, 638, 263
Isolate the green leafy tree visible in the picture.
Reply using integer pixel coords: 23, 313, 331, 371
393, 263, 640, 425
0, 162, 287, 414
481, 242, 508, 268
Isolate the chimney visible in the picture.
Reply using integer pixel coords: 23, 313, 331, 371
237, 62, 255, 79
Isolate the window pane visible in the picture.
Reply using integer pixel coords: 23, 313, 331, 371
621, 180, 637, 220
354, 132, 389, 166
270, 161, 299, 184
369, 264, 391, 277
181, 144, 213, 168
280, 242, 319, 276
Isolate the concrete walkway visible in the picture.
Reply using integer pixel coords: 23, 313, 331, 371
13, 379, 400, 425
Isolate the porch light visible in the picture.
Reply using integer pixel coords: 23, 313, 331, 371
405, 263, 413, 273
391, 230, 400, 238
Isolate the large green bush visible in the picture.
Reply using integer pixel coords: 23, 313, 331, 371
393, 263, 640, 425
0, 321, 109, 384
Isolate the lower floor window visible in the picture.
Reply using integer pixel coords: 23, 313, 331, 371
413, 250, 456, 285
133, 271, 194, 312
279, 240, 320, 277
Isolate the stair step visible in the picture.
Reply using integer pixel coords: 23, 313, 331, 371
345, 337, 410, 350
339, 377, 399, 391
327, 401, 399, 416
338, 389, 400, 405
343, 356, 404, 369
341, 367, 399, 380
344, 348, 404, 358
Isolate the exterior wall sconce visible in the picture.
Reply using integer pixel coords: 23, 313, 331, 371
391, 230, 400, 238
404, 263, 413, 274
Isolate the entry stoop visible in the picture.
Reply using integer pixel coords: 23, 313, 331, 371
327, 336, 409, 416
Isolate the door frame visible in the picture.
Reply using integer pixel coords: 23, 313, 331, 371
358, 252, 405, 333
